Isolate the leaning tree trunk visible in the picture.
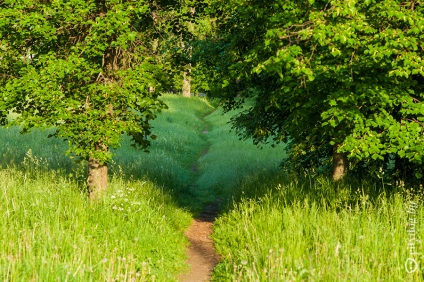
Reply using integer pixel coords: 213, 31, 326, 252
87, 156, 108, 200
332, 144, 348, 181
182, 71, 191, 97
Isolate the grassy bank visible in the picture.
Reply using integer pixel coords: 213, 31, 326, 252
212, 173, 424, 281
0, 169, 190, 281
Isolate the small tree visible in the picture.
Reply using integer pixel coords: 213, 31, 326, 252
0, 0, 171, 199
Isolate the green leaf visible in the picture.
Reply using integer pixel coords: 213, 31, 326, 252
329, 100, 337, 106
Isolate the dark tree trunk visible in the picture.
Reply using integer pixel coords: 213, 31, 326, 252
332, 144, 348, 181
87, 156, 108, 200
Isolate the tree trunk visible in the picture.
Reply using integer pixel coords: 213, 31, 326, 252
87, 157, 108, 200
182, 71, 191, 97
332, 144, 348, 181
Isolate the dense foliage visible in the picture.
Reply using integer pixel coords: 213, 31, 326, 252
1, 0, 424, 191
200, 0, 424, 181
0, 0, 194, 196
0, 0, 170, 158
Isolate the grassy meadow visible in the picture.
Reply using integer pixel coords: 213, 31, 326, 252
0, 94, 213, 280
1, 94, 423, 281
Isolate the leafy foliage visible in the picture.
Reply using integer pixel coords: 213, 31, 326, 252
0, 0, 169, 163
202, 0, 424, 181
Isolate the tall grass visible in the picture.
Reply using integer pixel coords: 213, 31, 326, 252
110, 94, 216, 212
3, 93, 418, 281
196, 102, 424, 281
212, 173, 424, 281
0, 165, 192, 281
0, 94, 216, 281
0, 126, 74, 172
194, 106, 287, 207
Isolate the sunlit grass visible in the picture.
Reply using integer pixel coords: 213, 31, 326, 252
0, 94, 215, 281
0, 167, 191, 281
2, 93, 418, 281
212, 174, 424, 281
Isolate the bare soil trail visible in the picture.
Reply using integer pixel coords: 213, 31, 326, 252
179, 202, 221, 282
179, 127, 221, 282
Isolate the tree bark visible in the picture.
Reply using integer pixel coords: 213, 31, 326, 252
88, 156, 108, 200
182, 71, 191, 97
332, 144, 348, 181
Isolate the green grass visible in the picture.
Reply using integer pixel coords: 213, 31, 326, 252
0, 169, 191, 281
111, 94, 216, 212
194, 106, 287, 207
212, 174, 424, 281
2, 93, 422, 281
0, 126, 74, 172
0, 94, 216, 281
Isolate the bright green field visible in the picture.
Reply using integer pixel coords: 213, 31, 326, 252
1, 94, 423, 281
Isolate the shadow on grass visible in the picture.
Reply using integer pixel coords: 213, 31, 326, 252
0, 93, 218, 207
1, 124, 412, 221
0, 160, 211, 221
225, 168, 419, 215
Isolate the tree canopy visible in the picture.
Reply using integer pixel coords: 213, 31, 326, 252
1, 0, 424, 197
0, 0, 183, 198
200, 0, 424, 182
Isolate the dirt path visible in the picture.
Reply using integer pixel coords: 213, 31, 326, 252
179, 129, 221, 282
179, 203, 221, 282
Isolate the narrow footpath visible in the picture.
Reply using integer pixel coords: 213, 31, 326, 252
178, 123, 221, 281
180, 202, 221, 282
